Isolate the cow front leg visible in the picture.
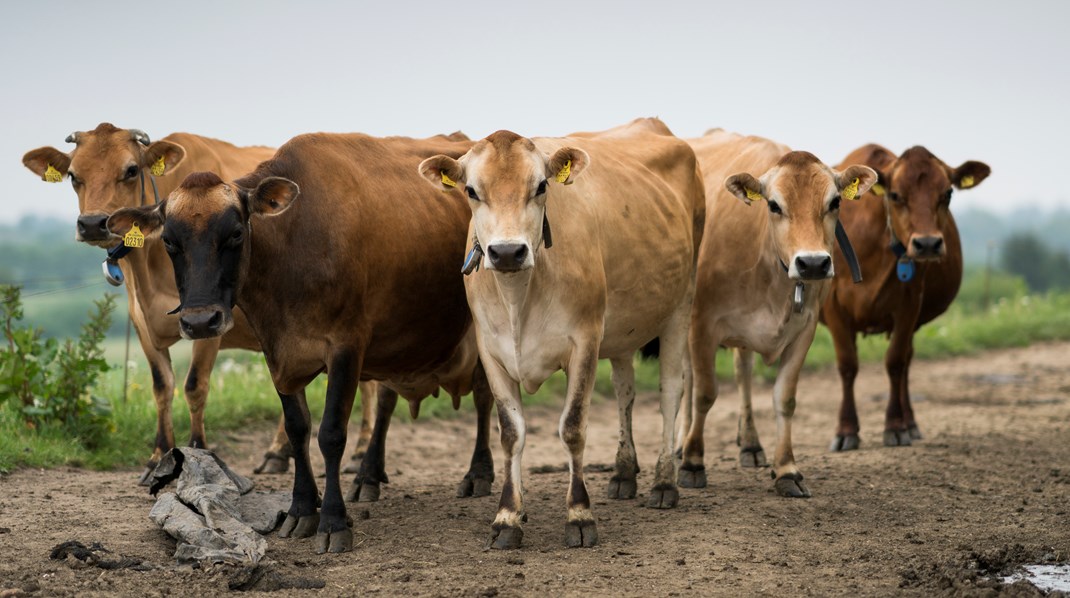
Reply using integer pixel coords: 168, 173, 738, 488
734, 349, 767, 468
561, 346, 599, 547
679, 318, 720, 489
901, 344, 922, 440
485, 358, 527, 550
607, 356, 639, 500
823, 305, 861, 451
140, 344, 176, 486
347, 385, 397, 502
458, 362, 495, 498
277, 388, 320, 539
769, 329, 814, 498
884, 305, 920, 447
314, 350, 360, 554
183, 338, 221, 451
253, 415, 293, 474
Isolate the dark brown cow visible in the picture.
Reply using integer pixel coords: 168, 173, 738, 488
106, 132, 491, 554
821, 144, 990, 450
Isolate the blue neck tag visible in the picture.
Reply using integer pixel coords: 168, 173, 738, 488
897, 258, 915, 282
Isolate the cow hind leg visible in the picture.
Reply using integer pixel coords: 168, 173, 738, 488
607, 356, 639, 500
347, 386, 397, 502
457, 362, 495, 498
253, 415, 293, 474
343, 381, 378, 474
734, 349, 767, 468
679, 321, 719, 489
648, 299, 689, 508
277, 388, 320, 539
561, 347, 599, 547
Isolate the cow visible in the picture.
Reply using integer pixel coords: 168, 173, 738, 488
678, 129, 876, 498
21, 123, 381, 482
821, 145, 990, 451
105, 131, 493, 554
419, 117, 705, 549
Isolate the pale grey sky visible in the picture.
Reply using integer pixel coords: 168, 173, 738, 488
2, 0, 1066, 224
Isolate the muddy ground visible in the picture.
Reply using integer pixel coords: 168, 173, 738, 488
1, 342, 1068, 597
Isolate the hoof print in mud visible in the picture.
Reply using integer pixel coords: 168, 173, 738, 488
829, 434, 861, 452
883, 429, 914, 447
346, 478, 381, 503
315, 528, 353, 554
488, 525, 523, 550
677, 464, 707, 488
646, 484, 679, 509
564, 520, 598, 548
607, 475, 638, 500
773, 473, 811, 498
278, 513, 320, 539
738, 447, 768, 468
456, 475, 493, 498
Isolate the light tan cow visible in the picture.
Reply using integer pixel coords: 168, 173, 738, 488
419, 118, 704, 548
678, 130, 876, 497
21, 123, 377, 481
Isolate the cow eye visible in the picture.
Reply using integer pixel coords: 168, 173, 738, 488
162, 237, 179, 254
829, 197, 842, 212
767, 201, 783, 215
942, 189, 953, 203
465, 186, 480, 201
227, 228, 244, 246
888, 191, 901, 203
536, 180, 548, 196
123, 165, 139, 181
69, 173, 81, 187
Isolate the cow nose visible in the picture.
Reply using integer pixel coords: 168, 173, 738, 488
77, 214, 110, 240
487, 243, 529, 271
179, 310, 224, 338
795, 254, 832, 280
911, 236, 944, 257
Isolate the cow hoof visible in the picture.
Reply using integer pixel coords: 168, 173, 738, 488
883, 429, 913, 447
829, 434, 861, 452
315, 528, 353, 554
774, 473, 811, 498
564, 520, 599, 548
739, 447, 768, 468
253, 452, 290, 475
345, 478, 381, 503
607, 475, 637, 500
677, 464, 707, 488
342, 461, 360, 474
907, 424, 923, 440
456, 474, 493, 498
278, 513, 319, 539
137, 462, 158, 487
673, 447, 683, 460
646, 484, 679, 509
488, 525, 523, 550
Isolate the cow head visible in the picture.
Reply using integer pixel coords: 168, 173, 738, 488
105, 171, 298, 339
871, 146, 989, 261
419, 130, 589, 273
726, 152, 876, 281
21, 123, 186, 247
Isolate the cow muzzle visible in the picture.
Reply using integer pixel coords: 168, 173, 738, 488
791, 252, 833, 281
76, 213, 115, 244
486, 242, 531, 272
178, 307, 232, 340
909, 234, 945, 261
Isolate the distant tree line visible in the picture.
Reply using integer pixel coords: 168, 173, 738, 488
1001, 232, 1070, 292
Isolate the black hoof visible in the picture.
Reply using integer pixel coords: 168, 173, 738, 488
647, 483, 679, 509
488, 525, 523, 550
677, 464, 707, 488
739, 446, 768, 468
774, 473, 811, 498
883, 429, 913, 447
278, 513, 319, 538
456, 474, 493, 498
253, 451, 290, 475
607, 475, 637, 500
345, 478, 381, 503
137, 462, 158, 487
315, 528, 353, 554
564, 520, 599, 548
830, 434, 861, 452
907, 424, 923, 440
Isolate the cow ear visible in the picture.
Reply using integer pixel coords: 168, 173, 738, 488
107, 201, 166, 239
725, 173, 765, 205
22, 147, 71, 182
836, 165, 878, 201
546, 147, 589, 185
239, 177, 299, 217
142, 140, 187, 176
419, 155, 466, 191
951, 160, 990, 190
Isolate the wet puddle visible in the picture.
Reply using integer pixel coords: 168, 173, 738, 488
1003, 564, 1070, 592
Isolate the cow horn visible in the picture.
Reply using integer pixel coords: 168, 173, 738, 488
65, 132, 81, 144
129, 129, 151, 146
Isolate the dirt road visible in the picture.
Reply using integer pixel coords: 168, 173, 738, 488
1, 342, 1068, 596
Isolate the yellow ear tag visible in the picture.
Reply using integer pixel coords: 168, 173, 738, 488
441, 172, 457, 188
44, 164, 63, 183
843, 177, 860, 201
960, 175, 974, 188
555, 159, 571, 183
871, 183, 885, 196
745, 188, 764, 202
150, 156, 166, 176
123, 223, 145, 248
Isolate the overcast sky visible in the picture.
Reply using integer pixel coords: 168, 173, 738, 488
2, 0, 1066, 225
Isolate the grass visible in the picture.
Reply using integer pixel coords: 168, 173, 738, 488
3, 291, 1069, 474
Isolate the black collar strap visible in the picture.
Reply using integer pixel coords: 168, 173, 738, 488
461, 212, 552, 276
835, 220, 863, 284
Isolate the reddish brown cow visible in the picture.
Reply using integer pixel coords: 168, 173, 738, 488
821, 145, 990, 450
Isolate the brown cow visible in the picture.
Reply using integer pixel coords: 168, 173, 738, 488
21, 124, 380, 481
679, 130, 876, 497
106, 131, 491, 554
821, 145, 990, 450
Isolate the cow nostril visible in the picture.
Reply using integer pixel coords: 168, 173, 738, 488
208, 311, 222, 329
96, 219, 109, 231
819, 256, 831, 272
487, 246, 500, 261
513, 245, 528, 263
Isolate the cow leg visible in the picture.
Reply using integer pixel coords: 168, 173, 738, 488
901, 343, 922, 440
183, 338, 220, 451
824, 307, 862, 452
770, 328, 814, 498
486, 358, 527, 550
457, 362, 495, 498
560, 346, 599, 547
884, 308, 920, 447
674, 350, 692, 458
277, 388, 320, 540
313, 350, 360, 554
607, 356, 639, 500
140, 342, 176, 486
253, 415, 293, 474
735, 349, 767, 468
680, 318, 719, 489
649, 298, 689, 508
347, 385, 397, 502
